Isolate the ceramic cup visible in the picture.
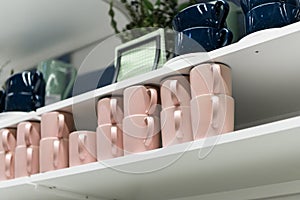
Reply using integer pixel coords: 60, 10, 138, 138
0, 128, 16, 180
14, 145, 39, 178
190, 94, 234, 140
175, 27, 233, 55
172, 0, 229, 31
69, 131, 97, 167
97, 97, 123, 126
96, 124, 124, 160
4, 70, 45, 112
37, 60, 77, 105
123, 114, 161, 155
17, 121, 40, 146
123, 85, 159, 116
40, 137, 69, 172
0, 89, 5, 113
160, 75, 191, 109
240, 0, 299, 13
190, 63, 232, 98
41, 111, 75, 139
160, 106, 193, 147
245, 2, 300, 34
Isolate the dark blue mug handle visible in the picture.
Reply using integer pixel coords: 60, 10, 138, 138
218, 28, 233, 47
31, 70, 45, 108
213, 0, 230, 29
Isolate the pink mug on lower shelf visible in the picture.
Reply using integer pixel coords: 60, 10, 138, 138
39, 137, 69, 172
123, 114, 161, 155
190, 94, 234, 140
160, 75, 191, 109
190, 63, 232, 98
160, 106, 193, 147
69, 131, 97, 167
96, 123, 124, 160
14, 145, 39, 178
41, 111, 75, 139
0, 128, 16, 152
0, 151, 14, 180
97, 97, 123, 126
17, 121, 40, 146
123, 85, 160, 116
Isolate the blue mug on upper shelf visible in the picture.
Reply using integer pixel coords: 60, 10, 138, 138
245, 2, 300, 34
240, 0, 300, 13
0, 89, 5, 113
172, 0, 230, 32
4, 70, 45, 112
175, 27, 233, 55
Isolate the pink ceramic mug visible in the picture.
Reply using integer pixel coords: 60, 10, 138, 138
190, 94, 234, 140
41, 111, 75, 138
0, 128, 16, 152
40, 137, 69, 172
160, 106, 193, 147
123, 85, 159, 116
0, 151, 14, 180
123, 114, 161, 155
160, 75, 191, 109
69, 131, 97, 167
17, 121, 40, 146
190, 63, 232, 97
96, 123, 124, 160
97, 97, 123, 126
14, 145, 39, 178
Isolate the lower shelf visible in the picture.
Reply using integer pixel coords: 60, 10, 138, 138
1, 116, 300, 200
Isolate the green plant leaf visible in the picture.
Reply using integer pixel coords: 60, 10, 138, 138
142, 0, 154, 11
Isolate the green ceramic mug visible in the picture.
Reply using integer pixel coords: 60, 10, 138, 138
37, 60, 77, 105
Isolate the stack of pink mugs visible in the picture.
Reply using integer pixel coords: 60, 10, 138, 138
97, 97, 124, 160
0, 128, 16, 180
123, 85, 161, 154
15, 121, 40, 178
160, 75, 193, 146
190, 63, 234, 139
40, 111, 75, 172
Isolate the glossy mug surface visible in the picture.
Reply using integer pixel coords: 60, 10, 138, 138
190, 63, 232, 97
245, 2, 300, 34
69, 131, 97, 167
40, 137, 69, 172
123, 114, 161, 155
190, 94, 234, 140
17, 121, 40, 146
175, 27, 233, 55
37, 60, 77, 105
172, 0, 229, 31
123, 85, 160, 116
41, 111, 75, 138
4, 70, 45, 112
97, 97, 123, 126
160, 75, 191, 109
160, 106, 193, 147
96, 124, 124, 160
240, 0, 299, 13
15, 145, 39, 178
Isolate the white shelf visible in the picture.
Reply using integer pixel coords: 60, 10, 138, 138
1, 116, 300, 199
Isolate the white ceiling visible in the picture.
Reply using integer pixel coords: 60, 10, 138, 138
0, 0, 128, 83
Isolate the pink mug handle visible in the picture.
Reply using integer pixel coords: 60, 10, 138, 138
174, 109, 183, 139
211, 95, 220, 129
5, 152, 13, 178
110, 98, 118, 124
111, 125, 118, 156
53, 139, 60, 168
24, 123, 32, 146
2, 130, 15, 152
170, 80, 180, 106
144, 116, 154, 147
27, 147, 33, 174
78, 134, 87, 161
145, 88, 157, 115
57, 114, 65, 138
211, 64, 223, 94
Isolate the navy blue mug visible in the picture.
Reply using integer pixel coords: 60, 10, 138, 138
172, 0, 229, 32
245, 2, 300, 34
175, 27, 233, 55
241, 0, 299, 13
0, 89, 5, 113
4, 70, 45, 112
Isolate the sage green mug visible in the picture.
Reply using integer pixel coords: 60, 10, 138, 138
37, 60, 77, 105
